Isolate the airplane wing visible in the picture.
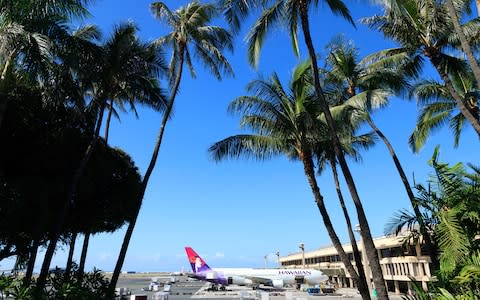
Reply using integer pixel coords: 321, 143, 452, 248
244, 276, 273, 285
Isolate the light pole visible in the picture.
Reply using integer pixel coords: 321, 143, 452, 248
299, 242, 305, 268
264, 254, 268, 268
276, 251, 280, 268
355, 224, 372, 294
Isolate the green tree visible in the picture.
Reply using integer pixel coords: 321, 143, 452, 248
210, 62, 372, 300
388, 147, 480, 297
37, 22, 165, 288
363, 0, 480, 136
0, 0, 92, 128
444, 0, 480, 89
109, 0, 234, 290
322, 37, 438, 268
220, 1, 390, 297
409, 70, 478, 152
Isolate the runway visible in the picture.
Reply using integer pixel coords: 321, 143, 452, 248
114, 274, 404, 300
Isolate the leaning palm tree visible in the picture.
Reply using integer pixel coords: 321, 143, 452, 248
219, 1, 389, 297
363, 0, 480, 136
37, 22, 166, 288
444, 0, 480, 87
210, 62, 371, 300
314, 108, 376, 299
0, 21, 51, 128
409, 70, 479, 152
108, 1, 234, 290
322, 38, 439, 269
0, 0, 92, 128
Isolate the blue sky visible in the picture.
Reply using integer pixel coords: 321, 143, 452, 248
1, 0, 477, 273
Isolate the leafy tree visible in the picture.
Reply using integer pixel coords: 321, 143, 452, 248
37, 21, 165, 288
409, 69, 479, 152
444, 0, 480, 88
321, 37, 438, 268
109, 0, 234, 290
363, 0, 480, 136
388, 147, 480, 297
210, 61, 372, 300
219, 1, 390, 296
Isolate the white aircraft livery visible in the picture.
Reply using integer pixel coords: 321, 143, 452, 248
185, 246, 328, 289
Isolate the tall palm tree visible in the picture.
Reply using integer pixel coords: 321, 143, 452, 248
76, 31, 166, 279
108, 1, 233, 290
37, 22, 165, 288
409, 70, 479, 152
0, 22, 51, 128
363, 0, 480, 136
322, 38, 438, 269
210, 62, 371, 300
444, 0, 480, 87
219, 1, 389, 297
0, 0, 92, 128
314, 109, 376, 299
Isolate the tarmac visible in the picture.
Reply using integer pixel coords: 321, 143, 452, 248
114, 274, 406, 300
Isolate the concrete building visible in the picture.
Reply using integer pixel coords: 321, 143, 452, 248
279, 233, 432, 295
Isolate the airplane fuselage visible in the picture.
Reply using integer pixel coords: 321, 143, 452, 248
193, 268, 327, 288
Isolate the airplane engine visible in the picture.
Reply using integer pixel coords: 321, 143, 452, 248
271, 279, 284, 289
228, 276, 253, 286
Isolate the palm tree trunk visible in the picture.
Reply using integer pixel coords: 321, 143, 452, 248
37, 98, 107, 289
104, 99, 114, 143
301, 151, 369, 300
0, 52, 14, 129
24, 239, 39, 283
477, 0, 480, 16
109, 44, 186, 292
297, 1, 388, 299
445, 0, 480, 91
426, 51, 480, 135
65, 232, 77, 279
365, 116, 438, 269
78, 231, 90, 278
329, 158, 370, 299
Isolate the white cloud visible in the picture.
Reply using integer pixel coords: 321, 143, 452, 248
214, 252, 225, 259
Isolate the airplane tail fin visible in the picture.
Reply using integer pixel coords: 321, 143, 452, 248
185, 247, 211, 273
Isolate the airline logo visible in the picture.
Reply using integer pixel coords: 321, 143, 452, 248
278, 270, 312, 276
185, 247, 211, 273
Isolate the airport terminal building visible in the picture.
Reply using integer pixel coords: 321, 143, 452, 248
279, 233, 432, 295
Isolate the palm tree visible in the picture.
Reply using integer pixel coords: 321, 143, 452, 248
322, 38, 438, 269
210, 62, 372, 300
314, 112, 376, 299
76, 26, 166, 278
220, 1, 389, 297
0, 22, 51, 128
409, 70, 479, 152
0, 0, 92, 128
444, 0, 480, 87
37, 22, 165, 288
363, 0, 480, 136
108, 1, 234, 290
387, 146, 480, 289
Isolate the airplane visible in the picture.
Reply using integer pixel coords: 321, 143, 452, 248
185, 246, 328, 290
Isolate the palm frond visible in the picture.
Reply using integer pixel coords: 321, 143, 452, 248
246, 0, 284, 68
208, 134, 284, 162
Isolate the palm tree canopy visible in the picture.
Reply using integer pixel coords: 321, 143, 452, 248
86, 22, 167, 115
151, 0, 234, 81
362, 0, 480, 71
218, 0, 353, 68
409, 70, 480, 152
209, 60, 372, 165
